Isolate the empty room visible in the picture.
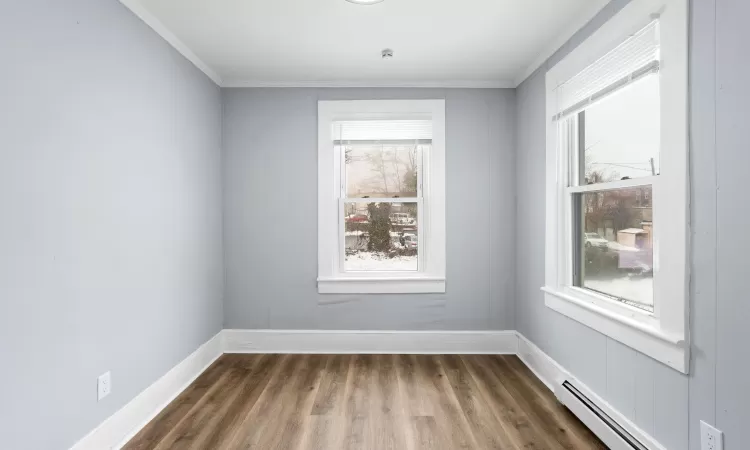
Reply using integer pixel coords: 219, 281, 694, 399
2, 0, 746, 449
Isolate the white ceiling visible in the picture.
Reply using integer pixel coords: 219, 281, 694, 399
124, 0, 608, 87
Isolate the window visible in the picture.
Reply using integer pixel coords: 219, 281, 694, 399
543, 0, 689, 373
318, 100, 446, 294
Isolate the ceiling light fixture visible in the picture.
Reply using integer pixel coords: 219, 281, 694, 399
345, 0, 384, 5
381, 48, 394, 59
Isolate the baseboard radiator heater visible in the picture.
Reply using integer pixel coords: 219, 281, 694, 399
555, 381, 648, 450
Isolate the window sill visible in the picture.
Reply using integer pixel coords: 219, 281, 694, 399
542, 286, 688, 373
318, 277, 445, 294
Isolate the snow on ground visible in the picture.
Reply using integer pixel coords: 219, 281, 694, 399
585, 276, 654, 310
345, 252, 418, 271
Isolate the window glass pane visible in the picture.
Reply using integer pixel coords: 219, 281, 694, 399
345, 145, 422, 198
344, 201, 418, 271
576, 187, 653, 312
582, 75, 660, 185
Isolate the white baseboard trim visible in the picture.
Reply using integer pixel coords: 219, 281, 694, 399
515, 332, 667, 450
71, 330, 667, 450
70, 331, 224, 450
223, 329, 518, 355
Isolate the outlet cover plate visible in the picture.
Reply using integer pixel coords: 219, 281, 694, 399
97, 371, 111, 401
700, 420, 723, 450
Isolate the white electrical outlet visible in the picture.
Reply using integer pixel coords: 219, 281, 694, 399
97, 371, 111, 401
700, 420, 723, 450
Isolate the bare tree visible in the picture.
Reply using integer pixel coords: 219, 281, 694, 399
390, 148, 403, 193
367, 147, 390, 194
584, 168, 643, 234
402, 146, 418, 194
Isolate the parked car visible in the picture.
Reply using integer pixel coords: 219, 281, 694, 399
345, 214, 368, 223
400, 233, 418, 249
584, 232, 609, 249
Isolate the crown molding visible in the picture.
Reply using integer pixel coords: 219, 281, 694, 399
513, 0, 610, 87
221, 79, 515, 89
119, 0, 222, 86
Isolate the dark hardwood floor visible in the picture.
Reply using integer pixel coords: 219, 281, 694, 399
123, 354, 606, 450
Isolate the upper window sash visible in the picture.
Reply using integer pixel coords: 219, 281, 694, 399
562, 73, 662, 189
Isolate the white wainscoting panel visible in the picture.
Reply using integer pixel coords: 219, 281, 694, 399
516, 332, 667, 450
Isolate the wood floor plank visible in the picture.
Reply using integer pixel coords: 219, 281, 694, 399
299, 415, 346, 450
395, 354, 433, 416
198, 354, 284, 449
413, 354, 477, 450
237, 354, 326, 450
122, 354, 605, 450
150, 365, 248, 450
439, 355, 518, 450
311, 354, 351, 416
369, 355, 410, 450
372, 354, 400, 416
122, 355, 233, 450
225, 354, 298, 449
461, 355, 558, 450
341, 354, 375, 450
410, 416, 441, 450
502, 356, 608, 449
489, 356, 602, 450
264, 354, 328, 450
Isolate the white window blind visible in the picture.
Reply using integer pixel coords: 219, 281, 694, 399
553, 20, 660, 120
333, 120, 432, 144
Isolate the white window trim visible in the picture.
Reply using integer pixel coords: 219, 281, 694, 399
317, 99, 446, 294
543, 0, 690, 373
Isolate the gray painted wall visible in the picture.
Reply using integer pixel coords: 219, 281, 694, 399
515, 0, 748, 449
222, 88, 515, 331
0, 1, 224, 448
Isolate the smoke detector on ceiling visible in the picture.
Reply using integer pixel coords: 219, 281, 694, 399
381, 48, 394, 59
